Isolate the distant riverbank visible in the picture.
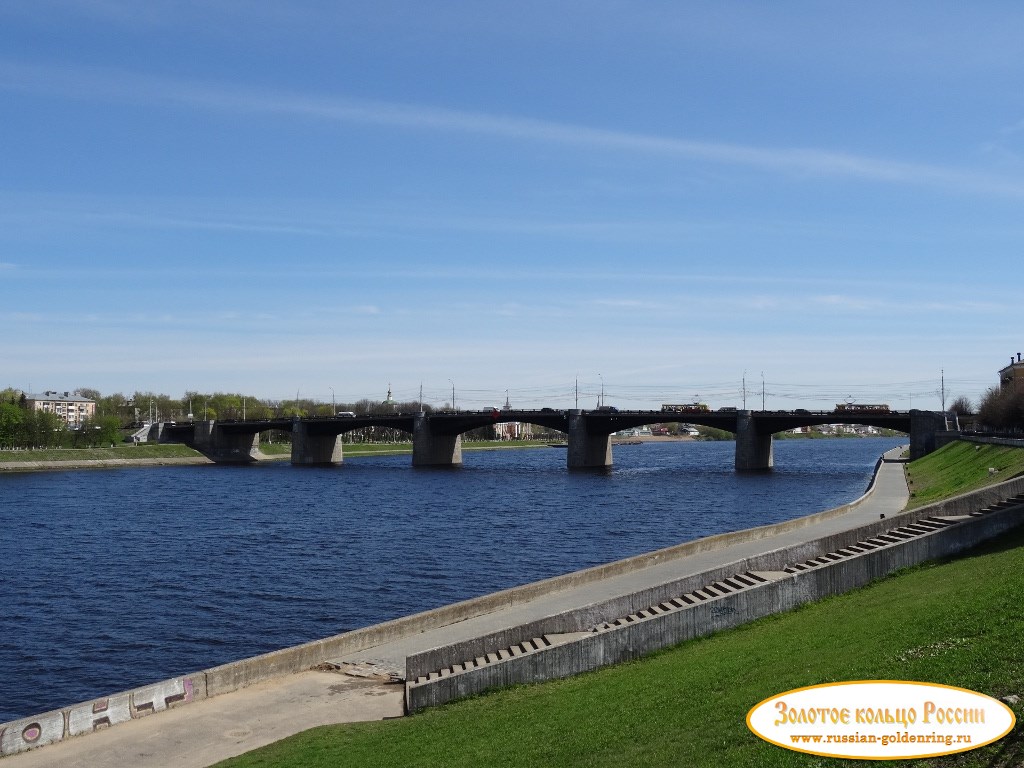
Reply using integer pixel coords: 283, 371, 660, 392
0, 434, 886, 472
0, 440, 554, 472
0, 444, 209, 472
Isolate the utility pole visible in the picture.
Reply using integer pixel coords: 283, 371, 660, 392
742, 371, 747, 410
941, 369, 946, 412
575, 377, 579, 409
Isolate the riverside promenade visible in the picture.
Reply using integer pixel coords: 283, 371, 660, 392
3, 447, 912, 768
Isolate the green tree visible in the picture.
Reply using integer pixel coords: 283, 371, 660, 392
20, 409, 66, 448
0, 402, 23, 448
93, 415, 123, 446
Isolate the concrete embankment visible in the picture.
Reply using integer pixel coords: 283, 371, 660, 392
0, 457, 214, 472
405, 479, 1024, 710
5, 446, 1024, 767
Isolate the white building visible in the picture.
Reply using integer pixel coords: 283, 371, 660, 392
494, 421, 533, 440
26, 391, 96, 427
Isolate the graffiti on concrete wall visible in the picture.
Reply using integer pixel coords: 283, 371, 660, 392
0, 676, 196, 756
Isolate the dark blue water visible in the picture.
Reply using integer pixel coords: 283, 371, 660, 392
0, 438, 902, 722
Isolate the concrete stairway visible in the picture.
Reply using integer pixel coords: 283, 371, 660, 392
409, 496, 1024, 691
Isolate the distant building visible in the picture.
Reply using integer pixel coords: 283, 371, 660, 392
494, 421, 533, 440
614, 427, 652, 438
25, 391, 96, 427
999, 353, 1024, 391
382, 384, 397, 410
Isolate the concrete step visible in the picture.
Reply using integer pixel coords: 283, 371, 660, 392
410, 507, 1014, 688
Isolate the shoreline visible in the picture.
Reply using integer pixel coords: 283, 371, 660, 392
0, 456, 215, 472
0, 438, 689, 473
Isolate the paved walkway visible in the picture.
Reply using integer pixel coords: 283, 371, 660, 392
3, 448, 910, 768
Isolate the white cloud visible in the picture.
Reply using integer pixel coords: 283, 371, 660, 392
4, 60, 1024, 200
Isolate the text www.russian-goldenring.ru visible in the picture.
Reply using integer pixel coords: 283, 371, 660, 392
790, 732, 972, 748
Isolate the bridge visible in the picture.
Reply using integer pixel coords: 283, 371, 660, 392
153, 408, 949, 471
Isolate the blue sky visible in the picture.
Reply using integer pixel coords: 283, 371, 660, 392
2, 2, 1021, 411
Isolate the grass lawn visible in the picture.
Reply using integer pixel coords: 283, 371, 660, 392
905, 440, 1024, 508
0, 443, 204, 462
216, 442, 1024, 768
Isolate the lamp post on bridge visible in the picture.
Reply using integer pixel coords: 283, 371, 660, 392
329, 386, 335, 416
449, 379, 456, 411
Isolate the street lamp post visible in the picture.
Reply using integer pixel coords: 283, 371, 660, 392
449, 379, 456, 411
599, 373, 604, 408
329, 386, 335, 416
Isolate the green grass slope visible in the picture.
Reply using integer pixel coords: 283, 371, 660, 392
0, 443, 204, 462
906, 441, 1024, 508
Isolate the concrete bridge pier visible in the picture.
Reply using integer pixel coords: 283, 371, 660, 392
909, 409, 947, 460
412, 413, 462, 466
735, 410, 773, 471
192, 420, 260, 464
291, 419, 344, 466
566, 410, 613, 469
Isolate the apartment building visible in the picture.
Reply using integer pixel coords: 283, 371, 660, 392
25, 391, 96, 427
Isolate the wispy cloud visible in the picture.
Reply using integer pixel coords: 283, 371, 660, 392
4, 60, 1024, 199
811, 293, 1010, 315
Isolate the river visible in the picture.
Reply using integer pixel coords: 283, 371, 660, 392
0, 437, 903, 722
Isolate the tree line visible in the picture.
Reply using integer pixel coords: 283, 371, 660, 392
946, 386, 1024, 433
975, 386, 1024, 432
0, 387, 464, 449
0, 391, 122, 450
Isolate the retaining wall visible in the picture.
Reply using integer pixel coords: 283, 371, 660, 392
405, 478, 1024, 710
